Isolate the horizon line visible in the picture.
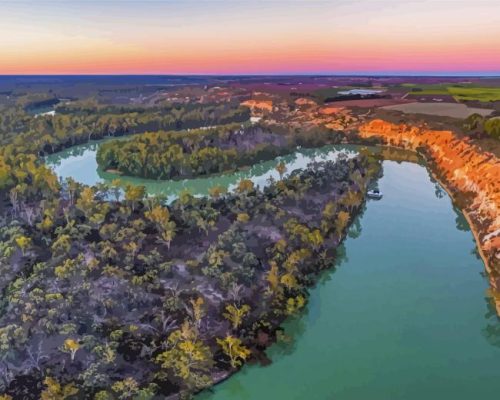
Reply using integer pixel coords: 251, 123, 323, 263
1, 73, 500, 78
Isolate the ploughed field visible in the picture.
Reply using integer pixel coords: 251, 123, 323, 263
381, 102, 494, 118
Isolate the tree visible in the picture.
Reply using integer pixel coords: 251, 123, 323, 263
275, 161, 287, 180
178, 189, 194, 207
335, 211, 350, 236
155, 322, 213, 391
216, 336, 251, 369
321, 201, 337, 233
236, 213, 250, 223
145, 205, 170, 228
322, 201, 337, 220
302, 229, 324, 249
208, 185, 227, 200
76, 186, 96, 218
51, 233, 72, 256
280, 272, 297, 290
65, 178, 79, 205
223, 304, 251, 330
484, 117, 500, 139
41, 377, 78, 400
55, 257, 82, 279
339, 190, 361, 211
111, 378, 139, 400
159, 224, 176, 249
0, 157, 13, 190
463, 113, 484, 131
236, 179, 254, 194
15, 235, 31, 256
266, 261, 280, 294
63, 338, 80, 362
189, 297, 205, 328
286, 295, 306, 315
124, 184, 145, 211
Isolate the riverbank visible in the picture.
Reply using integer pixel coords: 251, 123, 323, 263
40, 129, 499, 398
1, 151, 381, 398
200, 158, 500, 400
358, 119, 500, 314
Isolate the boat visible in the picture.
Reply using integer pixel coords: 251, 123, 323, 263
367, 189, 383, 199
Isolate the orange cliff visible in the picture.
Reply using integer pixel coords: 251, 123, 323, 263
240, 99, 273, 114
359, 119, 500, 311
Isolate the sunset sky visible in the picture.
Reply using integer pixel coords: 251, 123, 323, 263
1, 0, 500, 75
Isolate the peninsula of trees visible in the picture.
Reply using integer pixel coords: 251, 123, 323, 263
0, 95, 383, 399
0, 133, 380, 398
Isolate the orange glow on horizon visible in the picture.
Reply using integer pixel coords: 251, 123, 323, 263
1, 1, 499, 75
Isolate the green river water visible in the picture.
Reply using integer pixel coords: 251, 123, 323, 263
45, 140, 500, 399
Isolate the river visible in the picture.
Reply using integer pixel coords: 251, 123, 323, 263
45, 140, 500, 399
45, 139, 360, 202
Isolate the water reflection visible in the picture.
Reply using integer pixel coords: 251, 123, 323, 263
347, 211, 363, 239
46, 140, 360, 203
453, 206, 470, 232
44, 139, 500, 399
482, 296, 500, 348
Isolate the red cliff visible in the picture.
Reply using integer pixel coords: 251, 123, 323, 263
360, 119, 500, 312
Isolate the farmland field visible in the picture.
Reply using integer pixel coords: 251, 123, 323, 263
381, 101, 494, 118
405, 84, 500, 102
447, 86, 500, 102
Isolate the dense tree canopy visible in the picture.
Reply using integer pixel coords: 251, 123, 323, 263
96, 125, 290, 179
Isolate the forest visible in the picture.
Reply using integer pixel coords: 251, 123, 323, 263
0, 101, 250, 192
0, 101, 250, 156
0, 99, 381, 399
96, 125, 292, 180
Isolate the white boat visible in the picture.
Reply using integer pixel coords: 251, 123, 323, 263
367, 189, 383, 199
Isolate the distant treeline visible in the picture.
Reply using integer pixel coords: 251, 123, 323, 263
0, 102, 250, 158
323, 94, 386, 103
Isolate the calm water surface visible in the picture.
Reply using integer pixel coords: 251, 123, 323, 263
46, 141, 500, 399
45, 139, 358, 201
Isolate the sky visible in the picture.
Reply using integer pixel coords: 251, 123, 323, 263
1, 0, 500, 75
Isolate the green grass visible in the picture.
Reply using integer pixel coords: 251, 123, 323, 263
313, 88, 342, 100
312, 86, 355, 101
405, 84, 500, 102
405, 83, 450, 95
447, 87, 500, 102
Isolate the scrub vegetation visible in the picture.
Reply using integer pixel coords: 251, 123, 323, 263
0, 98, 380, 399
463, 113, 500, 139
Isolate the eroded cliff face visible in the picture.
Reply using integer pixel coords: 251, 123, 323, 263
240, 99, 274, 114
360, 119, 500, 311
240, 97, 360, 131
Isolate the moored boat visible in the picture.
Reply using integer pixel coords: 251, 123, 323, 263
367, 189, 383, 199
